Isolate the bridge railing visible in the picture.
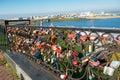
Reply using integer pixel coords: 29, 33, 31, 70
6, 25, 120, 80
0, 25, 8, 50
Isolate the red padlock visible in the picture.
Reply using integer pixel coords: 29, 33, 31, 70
91, 61, 100, 67
56, 48, 62, 54
73, 60, 79, 66
67, 33, 76, 39
80, 35, 88, 41
38, 35, 41, 39
51, 45, 57, 51
70, 50, 79, 57
103, 37, 109, 41
99, 36, 109, 40
38, 42, 46, 48
60, 74, 67, 79
24, 45, 29, 49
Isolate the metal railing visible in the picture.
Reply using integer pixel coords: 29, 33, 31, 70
0, 25, 8, 50
6, 25, 120, 80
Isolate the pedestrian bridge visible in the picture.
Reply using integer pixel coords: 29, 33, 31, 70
0, 21, 120, 80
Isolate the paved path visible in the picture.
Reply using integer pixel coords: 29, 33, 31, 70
6, 51, 60, 80
0, 51, 17, 80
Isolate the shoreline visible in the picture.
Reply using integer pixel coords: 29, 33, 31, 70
51, 15, 120, 22
86, 16, 120, 19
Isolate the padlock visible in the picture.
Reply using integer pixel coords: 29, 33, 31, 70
32, 47, 35, 52
60, 74, 67, 79
90, 36, 96, 41
56, 48, 62, 54
38, 42, 46, 48
92, 57, 98, 62
100, 36, 109, 44
90, 57, 100, 67
16, 27, 19, 31
51, 45, 57, 51
46, 58, 50, 63
24, 45, 29, 49
73, 60, 79, 66
44, 56, 46, 61
59, 54, 65, 59
110, 61, 120, 69
117, 40, 120, 46
67, 51, 72, 57
51, 33, 57, 43
91, 61, 100, 67
103, 66, 115, 76
67, 33, 76, 39
51, 57, 56, 63
38, 35, 41, 39
89, 43, 93, 53
33, 30, 36, 34
8, 37, 12, 42
23, 50, 26, 54
34, 51, 41, 59
114, 38, 120, 46
37, 39, 42, 44
70, 50, 79, 57
18, 49, 21, 53
80, 35, 88, 41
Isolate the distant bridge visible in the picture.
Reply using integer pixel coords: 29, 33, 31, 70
5, 20, 31, 26
5, 19, 51, 26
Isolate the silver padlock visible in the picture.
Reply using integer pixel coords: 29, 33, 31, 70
103, 66, 115, 76
110, 61, 120, 69
51, 57, 56, 63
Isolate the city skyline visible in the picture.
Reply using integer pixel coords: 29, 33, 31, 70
0, 0, 120, 19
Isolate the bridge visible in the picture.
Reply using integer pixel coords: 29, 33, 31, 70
4, 19, 51, 26
0, 20, 120, 80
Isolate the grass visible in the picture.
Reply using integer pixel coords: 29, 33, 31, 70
5, 61, 20, 80
0, 50, 20, 80
0, 32, 8, 51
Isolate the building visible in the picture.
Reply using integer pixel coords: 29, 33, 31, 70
89, 12, 94, 17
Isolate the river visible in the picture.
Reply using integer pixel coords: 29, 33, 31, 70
36, 18, 120, 29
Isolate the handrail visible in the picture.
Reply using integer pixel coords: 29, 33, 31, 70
7, 25, 120, 33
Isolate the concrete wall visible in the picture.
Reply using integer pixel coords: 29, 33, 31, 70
5, 51, 32, 80
4, 51, 57, 80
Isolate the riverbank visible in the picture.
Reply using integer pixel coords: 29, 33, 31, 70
86, 15, 120, 19
51, 17, 88, 22
41, 18, 120, 28
51, 15, 120, 22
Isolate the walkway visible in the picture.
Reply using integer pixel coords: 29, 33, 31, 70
0, 51, 17, 80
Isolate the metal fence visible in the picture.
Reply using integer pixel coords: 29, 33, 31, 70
0, 25, 8, 50
6, 25, 120, 80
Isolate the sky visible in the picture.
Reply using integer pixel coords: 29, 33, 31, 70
0, 0, 120, 19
